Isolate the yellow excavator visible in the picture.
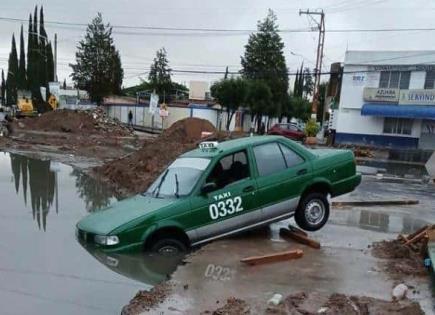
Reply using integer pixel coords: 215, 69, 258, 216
16, 94, 58, 117
16, 97, 37, 117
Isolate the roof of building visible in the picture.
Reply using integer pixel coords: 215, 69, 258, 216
344, 50, 435, 66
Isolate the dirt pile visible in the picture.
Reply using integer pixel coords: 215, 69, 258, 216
12, 108, 133, 137
371, 240, 426, 276
265, 292, 424, 315
371, 225, 433, 276
203, 297, 250, 315
121, 283, 170, 315
96, 117, 216, 195
161, 117, 215, 143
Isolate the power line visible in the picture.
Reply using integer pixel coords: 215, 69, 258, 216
2, 15, 435, 34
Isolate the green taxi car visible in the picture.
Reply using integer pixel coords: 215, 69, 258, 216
76, 136, 361, 254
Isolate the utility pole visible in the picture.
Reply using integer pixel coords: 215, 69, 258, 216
299, 9, 325, 121
54, 33, 58, 82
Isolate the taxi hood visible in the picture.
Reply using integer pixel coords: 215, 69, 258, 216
77, 194, 175, 235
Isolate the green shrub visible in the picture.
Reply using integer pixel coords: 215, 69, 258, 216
304, 119, 319, 137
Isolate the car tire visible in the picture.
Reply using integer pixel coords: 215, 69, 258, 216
150, 238, 187, 256
294, 192, 329, 231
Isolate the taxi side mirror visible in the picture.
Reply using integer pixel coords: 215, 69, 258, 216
201, 182, 217, 194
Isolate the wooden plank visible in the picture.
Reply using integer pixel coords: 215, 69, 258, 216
288, 225, 308, 237
280, 228, 321, 249
240, 249, 303, 266
407, 225, 429, 240
404, 229, 429, 245
398, 234, 408, 243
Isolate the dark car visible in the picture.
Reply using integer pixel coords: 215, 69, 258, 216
268, 123, 305, 141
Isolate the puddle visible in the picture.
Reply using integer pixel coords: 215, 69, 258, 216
0, 152, 152, 315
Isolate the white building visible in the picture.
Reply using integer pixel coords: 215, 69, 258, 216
335, 50, 435, 149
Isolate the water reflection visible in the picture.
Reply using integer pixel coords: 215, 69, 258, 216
8, 153, 114, 231
72, 169, 113, 212
331, 208, 428, 234
79, 242, 183, 287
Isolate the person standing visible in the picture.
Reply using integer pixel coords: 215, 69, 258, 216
128, 110, 133, 127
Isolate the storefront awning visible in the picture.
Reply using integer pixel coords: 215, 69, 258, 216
361, 103, 435, 120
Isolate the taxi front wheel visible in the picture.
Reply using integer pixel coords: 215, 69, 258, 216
294, 192, 329, 231
150, 238, 187, 256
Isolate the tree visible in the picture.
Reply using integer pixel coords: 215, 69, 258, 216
210, 77, 248, 130
317, 82, 327, 123
302, 67, 314, 97
1, 70, 5, 105
6, 35, 18, 106
46, 42, 55, 83
293, 69, 300, 98
291, 97, 311, 121
26, 13, 34, 91
245, 80, 273, 131
241, 10, 288, 118
17, 25, 26, 90
31, 5, 41, 101
111, 50, 123, 95
148, 48, 172, 101
70, 13, 124, 104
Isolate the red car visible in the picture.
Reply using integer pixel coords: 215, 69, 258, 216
268, 123, 305, 141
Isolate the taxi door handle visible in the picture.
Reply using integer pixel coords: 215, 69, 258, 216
243, 185, 255, 193
297, 169, 307, 176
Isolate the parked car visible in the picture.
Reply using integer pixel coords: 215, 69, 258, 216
268, 123, 305, 141
76, 136, 361, 254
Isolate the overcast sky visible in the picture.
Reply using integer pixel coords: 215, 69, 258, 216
1, 0, 435, 88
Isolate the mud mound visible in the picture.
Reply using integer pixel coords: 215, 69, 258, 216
162, 117, 215, 143
96, 117, 216, 195
13, 108, 133, 137
266, 292, 424, 315
207, 297, 250, 315
372, 240, 412, 259
121, 283, 170, 315
371, 237, 427, 276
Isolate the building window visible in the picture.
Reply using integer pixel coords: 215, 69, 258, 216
383, 118, 412, 135
424, 71, 435, 89
379, 71, 410, 89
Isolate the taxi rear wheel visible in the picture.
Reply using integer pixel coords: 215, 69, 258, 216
294, 192, 329, 231
150, 238, 187, 256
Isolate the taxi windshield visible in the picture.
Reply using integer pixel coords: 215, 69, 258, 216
146, 157, 210, 198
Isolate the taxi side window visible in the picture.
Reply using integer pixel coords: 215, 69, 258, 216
206, 150, 250, 190
253, 142, 287, 177
279, 143, 304, 168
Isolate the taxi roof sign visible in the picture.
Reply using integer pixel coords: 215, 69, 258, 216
199, 141, 219, 150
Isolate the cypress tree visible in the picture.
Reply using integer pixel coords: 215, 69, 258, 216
6, 35, 19, 106
26, 13, 33, 90
46, 42, 54, 82
297, 63, 304, 97
17, 25, 27, 90
39, 6, 48, 92
32, 6, 41, 101
1, 70, 6, 105
293, 69, 299, 97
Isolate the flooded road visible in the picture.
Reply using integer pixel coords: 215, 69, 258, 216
0, 152, 147, 315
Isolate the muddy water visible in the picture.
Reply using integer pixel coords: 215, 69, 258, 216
0, 152, 147, 315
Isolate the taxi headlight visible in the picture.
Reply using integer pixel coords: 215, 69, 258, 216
94, 235, 119, 246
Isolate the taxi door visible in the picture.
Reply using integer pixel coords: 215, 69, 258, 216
188, 150, 259, 244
